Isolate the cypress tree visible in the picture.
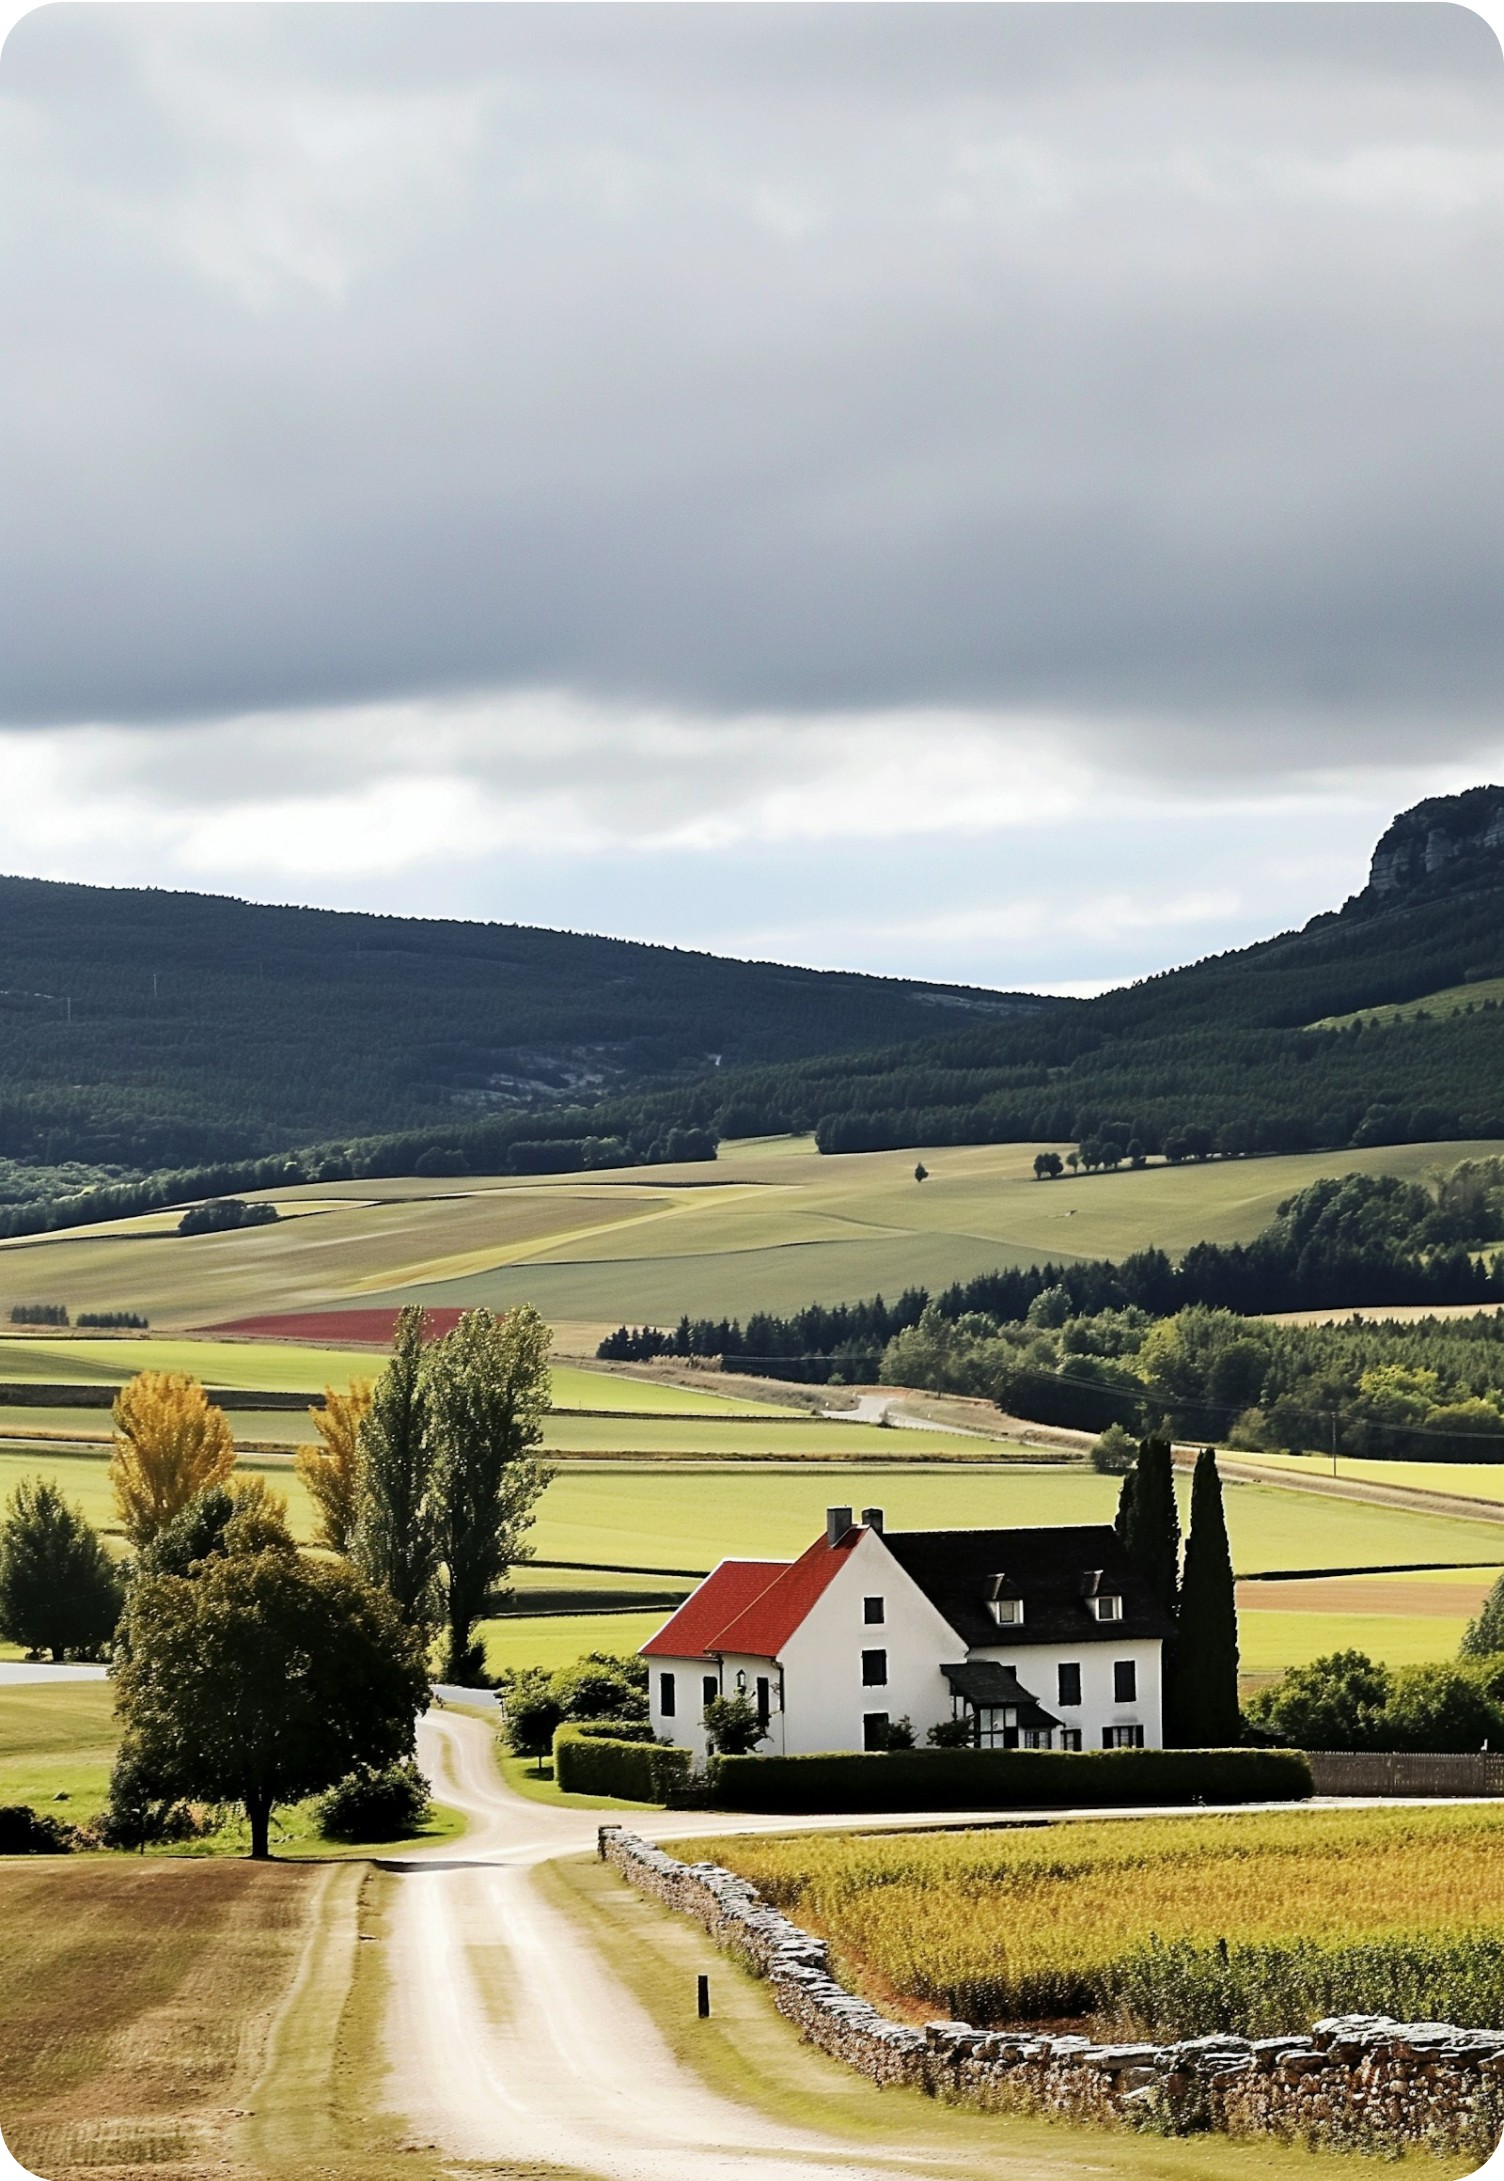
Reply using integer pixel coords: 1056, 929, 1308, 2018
354, 1304, 439, 1630
1115, 1436, 1180, 1619
1175, 1448, 1241, 1746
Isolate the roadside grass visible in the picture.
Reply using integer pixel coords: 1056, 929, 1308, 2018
549, 1853, 1452, 2178
0, 1134, 1493, 1332
687, 1804, 1504, 2042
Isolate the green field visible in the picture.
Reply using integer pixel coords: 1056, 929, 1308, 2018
0, 1681, 117, 1821
0, 1134, 1490, 1332
9, 1439, 1503, 1682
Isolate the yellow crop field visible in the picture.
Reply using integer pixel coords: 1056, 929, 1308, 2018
695, 1805, 1504, 2040
0, 1134, 1487, 1332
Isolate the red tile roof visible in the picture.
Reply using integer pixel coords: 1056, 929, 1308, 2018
641, 1560, 787, 1659
705, 1530, 860, 1659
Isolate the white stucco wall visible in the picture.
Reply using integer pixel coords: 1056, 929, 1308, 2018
647, 1654, 723, 1762
775, 1530, 964, 1755
972, 1636, 1163, 1748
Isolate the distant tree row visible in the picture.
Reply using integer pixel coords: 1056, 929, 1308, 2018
600, 1171, 1501, 1389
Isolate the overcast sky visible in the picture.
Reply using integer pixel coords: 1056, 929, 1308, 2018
0, 3, 1500, 992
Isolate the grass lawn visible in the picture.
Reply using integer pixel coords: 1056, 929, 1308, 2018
554, 1854, 1441, 2178
0, 1133, 1493, 1331
0, 1442, 318, 1542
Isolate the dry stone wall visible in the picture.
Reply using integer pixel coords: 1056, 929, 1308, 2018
601, 1826, 1504, 2155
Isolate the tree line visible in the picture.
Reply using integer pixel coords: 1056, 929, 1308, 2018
600, 1170, 1501, 1389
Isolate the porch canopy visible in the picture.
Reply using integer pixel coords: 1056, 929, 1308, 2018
943, 1660, 1060, 1731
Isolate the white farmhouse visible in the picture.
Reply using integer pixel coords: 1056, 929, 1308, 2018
643, 1506, 1172, 1761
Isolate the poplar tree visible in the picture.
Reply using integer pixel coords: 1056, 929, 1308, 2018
296, 1381, 372, 1554
354, 1306, 439, 1630
110, 1372, 235, 1548
428, 1305, 552, 1685
1174, 1448, 1241, 1745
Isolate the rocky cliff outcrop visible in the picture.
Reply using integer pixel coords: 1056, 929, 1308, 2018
1368, 787, 1504, 898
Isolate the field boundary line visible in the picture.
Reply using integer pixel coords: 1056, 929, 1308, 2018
1199, 1451, 1504, 1527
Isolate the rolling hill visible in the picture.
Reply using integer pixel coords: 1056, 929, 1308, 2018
3, 788, 1504, 1221
0, 875, 1047, 1171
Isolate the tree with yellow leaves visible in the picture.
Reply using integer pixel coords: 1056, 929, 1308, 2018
295, 1382, 371, 1555
110, 1372, 236, 1550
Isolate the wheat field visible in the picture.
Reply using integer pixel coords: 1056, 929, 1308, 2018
693, 1805, 1504, 2038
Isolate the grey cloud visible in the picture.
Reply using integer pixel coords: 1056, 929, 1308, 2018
0, 3, 1500, 771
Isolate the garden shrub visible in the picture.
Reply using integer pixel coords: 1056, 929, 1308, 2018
706, 1746, 1312, 1815
0, 1803, 75, 1854
315, 1760, 432, 1842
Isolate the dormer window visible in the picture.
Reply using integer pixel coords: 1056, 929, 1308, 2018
1081, 1569, 1124, 1622
987, 1573, 1023, 1627
1093, 1594, 1122, 1622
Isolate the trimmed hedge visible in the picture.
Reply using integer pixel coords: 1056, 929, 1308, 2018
571, 1718, 657, 1744
553, 1724, 694, 1803
707, 1746, 1312, 1814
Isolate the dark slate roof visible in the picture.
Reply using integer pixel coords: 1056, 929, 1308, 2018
881, 1524, 1174, 1649
943, 1661, 1060, 1729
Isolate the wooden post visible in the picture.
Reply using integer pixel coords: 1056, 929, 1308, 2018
697, 1973, 711, 2019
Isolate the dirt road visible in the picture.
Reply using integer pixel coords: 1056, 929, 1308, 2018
383, 1710, 924, 2180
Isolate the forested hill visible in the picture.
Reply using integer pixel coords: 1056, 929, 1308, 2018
6, 785, 1504, 1198
631, 787, 1504, 1163
0, 876, 1046, 1169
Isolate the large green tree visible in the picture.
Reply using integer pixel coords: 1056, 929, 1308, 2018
114, 1531, 428, 1858
1173, 1449, 1241, 1746
354, 1304, 440, 1629
0, 1478, 122, 1660
429, 1305, 552, 1684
